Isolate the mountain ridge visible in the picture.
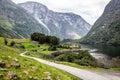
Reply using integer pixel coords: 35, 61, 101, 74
81, 0, 120, 45
0, 0, 48, 38
19, 1, 91, 39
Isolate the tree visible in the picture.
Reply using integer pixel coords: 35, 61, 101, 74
4, 38, 8, 45
50, 36, 59, 45
10, 41, 16, 46
31, 32, 60, 45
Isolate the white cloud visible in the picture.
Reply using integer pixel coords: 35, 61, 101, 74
12, 0, 110, 25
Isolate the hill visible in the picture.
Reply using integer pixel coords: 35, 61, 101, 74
81, 0, 120, 45
0, 0, 48, 38
0, 37, 79, 80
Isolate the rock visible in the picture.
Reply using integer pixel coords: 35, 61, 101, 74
14, 58, 19, 62
0, 68, 8, 72
8, 72, 21, 80
23, 70, 29, 75
43, 72, 52, 80
0, 60, 6, 67
11, 63, 20, 69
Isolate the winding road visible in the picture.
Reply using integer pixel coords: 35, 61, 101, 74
20, 51, 120, 80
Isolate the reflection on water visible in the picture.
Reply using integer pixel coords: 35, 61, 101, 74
80, 44, 120, 60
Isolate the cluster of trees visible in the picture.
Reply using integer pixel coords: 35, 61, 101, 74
31, 33, 59, 45
54, 51, 97, 67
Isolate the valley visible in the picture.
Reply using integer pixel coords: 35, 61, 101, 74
0, 0, 120, 80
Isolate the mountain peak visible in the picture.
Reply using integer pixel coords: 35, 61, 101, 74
19, 2, 91, 39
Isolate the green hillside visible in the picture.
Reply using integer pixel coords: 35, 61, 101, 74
0, 0, 48, 38
0, 37, 79, 80
80, 0, 120, 46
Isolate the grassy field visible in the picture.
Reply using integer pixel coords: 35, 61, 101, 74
0, 38, 80, 80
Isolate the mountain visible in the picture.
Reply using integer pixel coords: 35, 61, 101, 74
81, 0, 120, 45
0, 0, 48, 38
19, 2, 91, 39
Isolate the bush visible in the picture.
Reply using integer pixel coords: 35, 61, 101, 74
55, 51, 97, 66
20, 45, 25, 49
4, 38, 8, 45
48, 45, 57, 51
55, 52, 76, 62
112, 56, 120, 67
10, 41, 16, 47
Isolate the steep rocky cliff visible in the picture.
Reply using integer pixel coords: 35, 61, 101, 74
19, 2, 91, 39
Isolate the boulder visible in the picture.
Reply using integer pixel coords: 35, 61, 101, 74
14, 58, 19, 62
8, 72, 21, 80
11, 63, 20, 69
0, 60, 6, 67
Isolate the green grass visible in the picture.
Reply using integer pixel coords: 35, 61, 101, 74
111, 68, 120, 71
0, 38, 80, 80
22, 43, 38, 50
27, 50, 102, 71
0, 37, 30, 44
54, 61, 101, 71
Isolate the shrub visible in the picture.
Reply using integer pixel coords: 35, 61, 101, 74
4, 38, 8, 45
112, 56, 120, 67
55, 51, 97, 66
48, 45, 57, 51
10, 41, 16, 46
20, 45, 25, 49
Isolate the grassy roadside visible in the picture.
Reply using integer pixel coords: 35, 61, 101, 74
0, 38, 80, 80
26, 50, 102, 71
111, 68, 120, 71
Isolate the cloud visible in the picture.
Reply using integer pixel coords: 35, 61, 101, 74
12, 0, 110, 25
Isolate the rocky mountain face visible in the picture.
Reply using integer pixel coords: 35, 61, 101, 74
19, 2, 91, 39
0, 0, 48, 38
81, 0, 120, 45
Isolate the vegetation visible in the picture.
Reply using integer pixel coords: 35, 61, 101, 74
80, 21, 120, 46
0, 0, 48, 38
0, 37, 80, 80
10, 41, 16, 46
4, 38, 8, 45
31, 32, 59, 45
54, 51, 97, 67
111, 57, 120, 68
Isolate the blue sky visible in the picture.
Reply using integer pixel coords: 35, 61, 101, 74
12, 0, 111, 25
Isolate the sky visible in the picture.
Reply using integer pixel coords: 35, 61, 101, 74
12, 0, 111, 25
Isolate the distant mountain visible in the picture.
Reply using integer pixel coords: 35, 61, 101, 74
0, 0, 48, 38
81, 0, 120, 45
19, 1, 91, 39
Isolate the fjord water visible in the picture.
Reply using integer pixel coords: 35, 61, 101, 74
80, 44, 120, 60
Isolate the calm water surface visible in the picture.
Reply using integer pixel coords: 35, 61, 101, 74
80, 44, 120, 60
